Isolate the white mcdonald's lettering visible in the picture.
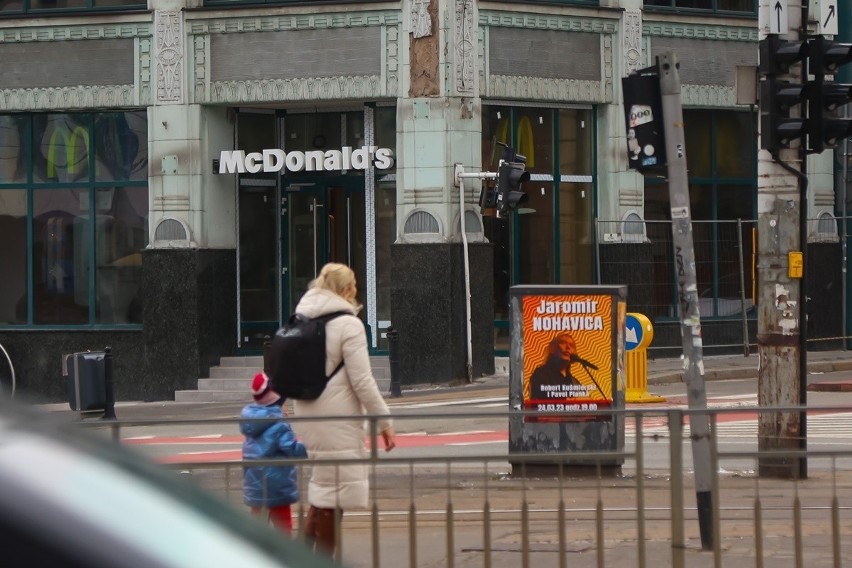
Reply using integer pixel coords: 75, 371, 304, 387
218, 146, 395, 174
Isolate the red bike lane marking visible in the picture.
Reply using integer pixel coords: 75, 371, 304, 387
136, 431, 510, 464
135, 409, 852, 464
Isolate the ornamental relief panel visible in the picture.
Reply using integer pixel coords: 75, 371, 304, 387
682, 85, 738, 107
155, 10, 184, 104
0, 27, 152, 111
208, 76, 390, 104
0, 86, 139, 111
189, 17, 399, 104
488, 77, 609, 103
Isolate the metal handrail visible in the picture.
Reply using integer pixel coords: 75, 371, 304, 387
0, 342, 15, 398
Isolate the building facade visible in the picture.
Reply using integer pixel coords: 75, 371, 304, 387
0, 0, 848, 401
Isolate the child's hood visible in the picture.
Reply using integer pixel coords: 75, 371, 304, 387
239, 403, 284, 437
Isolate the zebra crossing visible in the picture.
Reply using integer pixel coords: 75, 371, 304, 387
641, 411, 852, 440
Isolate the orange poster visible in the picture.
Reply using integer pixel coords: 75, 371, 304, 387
522, 294, 614, 413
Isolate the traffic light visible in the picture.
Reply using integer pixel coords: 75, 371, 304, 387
758, 36, 808, 154
806, 36, 852, 154
495, 156, 529, 219
479, 181, 498, 210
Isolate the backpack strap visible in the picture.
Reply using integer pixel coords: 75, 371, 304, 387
315, 311, 351, 380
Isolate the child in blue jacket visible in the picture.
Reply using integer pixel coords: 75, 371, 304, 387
240, 371, 307, 534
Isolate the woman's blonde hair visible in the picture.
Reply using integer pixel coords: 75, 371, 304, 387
310, 262, 361, 310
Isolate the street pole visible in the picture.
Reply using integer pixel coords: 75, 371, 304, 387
756, 0, 807, 479
657, 51, 714, 550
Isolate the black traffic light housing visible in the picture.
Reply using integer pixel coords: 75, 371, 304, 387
759, 36, 809, 154
806, 36, 852, 154
479, 181, 498, 210
495, 147, 530, 219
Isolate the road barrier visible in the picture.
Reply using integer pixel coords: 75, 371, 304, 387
87, 406, 852, 568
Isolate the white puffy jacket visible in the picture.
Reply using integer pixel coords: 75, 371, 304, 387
292, 287, 392, 509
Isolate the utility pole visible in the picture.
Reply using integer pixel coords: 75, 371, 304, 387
756, 0, 807, 479
657, 51, 715, 550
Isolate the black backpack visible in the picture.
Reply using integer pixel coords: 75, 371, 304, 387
267, 311, 350, 400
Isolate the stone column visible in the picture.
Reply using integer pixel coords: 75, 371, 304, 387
391, 0, 494, 384
143, 5, 237, 395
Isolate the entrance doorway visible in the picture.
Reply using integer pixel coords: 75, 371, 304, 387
281, 177, 366, 319
236, 106, 397, 354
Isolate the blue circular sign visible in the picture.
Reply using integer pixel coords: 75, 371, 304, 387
625, 313, 653, 351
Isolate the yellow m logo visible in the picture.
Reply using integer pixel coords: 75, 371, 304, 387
47, 125, 89, 179
497, 116, 536, 168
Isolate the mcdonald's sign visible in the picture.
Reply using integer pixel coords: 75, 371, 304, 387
47, 125, 89, 179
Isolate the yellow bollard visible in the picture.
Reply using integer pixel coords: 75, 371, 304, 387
625, 313, 666, 403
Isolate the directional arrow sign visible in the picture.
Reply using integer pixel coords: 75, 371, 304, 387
625, 313, 653, 352
819, 0, 838, 36
769, 0, 789, 35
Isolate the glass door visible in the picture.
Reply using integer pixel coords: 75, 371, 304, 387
281, 177, 366, 318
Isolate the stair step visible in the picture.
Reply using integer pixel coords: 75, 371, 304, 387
180, 355, 391, 402
209, 366, 260, 379
220, 356, 264, 367
174, 390, 252, 403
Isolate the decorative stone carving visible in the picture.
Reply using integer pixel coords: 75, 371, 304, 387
411, 0, 432, 38
208, 76, 388, 104
0, 86, 138, 111
155, 10, 184, 104
487, 77, 609, 103
623, 10, 642, 75
454, 0, 474, 95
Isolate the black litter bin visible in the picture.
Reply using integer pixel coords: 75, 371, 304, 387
64, 352, 106, 412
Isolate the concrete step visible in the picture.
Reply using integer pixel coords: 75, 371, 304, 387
174, 355, 391, 402
219, 356, 264, 367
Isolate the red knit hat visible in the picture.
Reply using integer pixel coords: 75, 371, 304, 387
251, 372, 281, 405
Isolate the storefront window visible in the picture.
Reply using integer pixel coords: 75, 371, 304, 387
1, 0, 145, 14
482, 105, 596, 347
644, 109, 756, 318
0, 112, 148, 327
0, 190, 27, 324
644, 0, 756, 13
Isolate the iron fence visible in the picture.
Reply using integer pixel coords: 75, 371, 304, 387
87, 406, 852, 568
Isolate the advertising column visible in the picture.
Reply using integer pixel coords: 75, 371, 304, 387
508, 285, 627, 471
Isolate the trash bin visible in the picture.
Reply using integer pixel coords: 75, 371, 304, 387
63, 351, 106, 413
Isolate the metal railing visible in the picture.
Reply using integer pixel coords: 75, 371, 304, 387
86, 406, 852, 568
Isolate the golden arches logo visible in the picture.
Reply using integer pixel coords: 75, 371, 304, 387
47, 125, 89, 179
496, 116, 535, 168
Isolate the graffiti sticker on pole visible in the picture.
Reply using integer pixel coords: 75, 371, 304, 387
521, 293, 615, 419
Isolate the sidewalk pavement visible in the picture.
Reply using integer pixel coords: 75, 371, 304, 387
35, 348, 852, 421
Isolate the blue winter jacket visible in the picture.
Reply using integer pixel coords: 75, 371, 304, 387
240, 403, 307, 507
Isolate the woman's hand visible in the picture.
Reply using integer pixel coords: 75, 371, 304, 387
381, 426, 396, 452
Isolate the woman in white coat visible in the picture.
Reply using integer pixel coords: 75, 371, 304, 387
293, 262, 396, 557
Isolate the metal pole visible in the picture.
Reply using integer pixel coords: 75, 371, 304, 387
657, 51, 714, 550
102, 346, 116, 420
459, 174, 474, 383
387, 327, 402, 397
737, 219, 751, 356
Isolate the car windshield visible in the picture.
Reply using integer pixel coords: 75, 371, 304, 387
0, 401, 334, 568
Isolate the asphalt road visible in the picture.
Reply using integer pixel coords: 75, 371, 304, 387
80, 371, 852, 473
